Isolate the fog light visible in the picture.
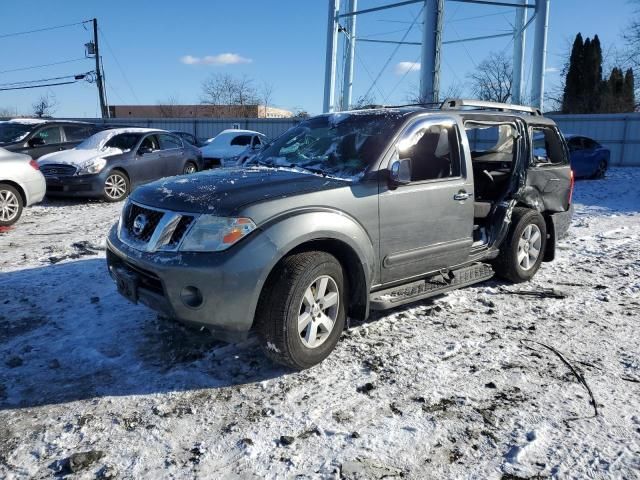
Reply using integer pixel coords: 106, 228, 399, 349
181, 286, 203, 308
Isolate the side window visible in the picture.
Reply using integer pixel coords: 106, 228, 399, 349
583, 137, 599, 150
34, 126, 61, 145
230, 135, 252, 147
532, 127, 566, 165
140, 135, 159, 152
398, 122, 461, 182
158, 134, 182, 150
64, 125, 96, 142
567, 137, 583, 152
465, 123, 517, 164
252, 135, 261, 147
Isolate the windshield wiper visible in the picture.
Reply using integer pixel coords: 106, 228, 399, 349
286, 163, 327, 176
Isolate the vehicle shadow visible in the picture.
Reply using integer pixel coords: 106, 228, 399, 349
0, 259, 286, 410
38, 196, 106, 208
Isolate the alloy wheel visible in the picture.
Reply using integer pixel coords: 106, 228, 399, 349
517, 224, 542, 271
297, 275, 340, 349
183, 163, 197, 174
0, 189, 20, 222
104, 174, 127, 200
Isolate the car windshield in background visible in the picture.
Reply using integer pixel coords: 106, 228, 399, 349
104, 133, 143, 151
0, 123, 33, 145
253, 112, 405, 179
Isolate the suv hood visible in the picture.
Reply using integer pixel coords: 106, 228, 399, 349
131, 167, 351, 215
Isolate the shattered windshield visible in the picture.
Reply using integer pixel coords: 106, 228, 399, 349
0, 123, 34, 145
252, 112, 405, 179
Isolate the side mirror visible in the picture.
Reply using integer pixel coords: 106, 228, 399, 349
138, 146, 153, 156
28, 137, 45, 147
390, 158, 412, 186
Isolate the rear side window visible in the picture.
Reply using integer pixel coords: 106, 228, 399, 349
230, 135, 252, 146
532, 127, 566, 165
158, 134, 182, 150
567, 137, 583, 151
399, 122, 461, 182
34, 126, 61, 145
64, 124, 97, 142
583, 137, 600, 149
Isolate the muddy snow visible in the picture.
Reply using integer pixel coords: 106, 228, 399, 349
0, 169, 639, 479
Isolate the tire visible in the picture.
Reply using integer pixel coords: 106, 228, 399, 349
0, 184, 23, 227
592, 160, 607, 179
256, 251, 346, 370
183, 161, 198, 174
103, 171, 130, 202
493, 207, 547, 283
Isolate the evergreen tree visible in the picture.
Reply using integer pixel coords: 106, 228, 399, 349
562, 33, 585, 113
624, 68, 636, 111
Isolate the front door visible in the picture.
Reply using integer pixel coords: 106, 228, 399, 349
158, 133, 186, 175
21, 125, 63, 159
132, 134, 164, 185
378, 117, 474, 284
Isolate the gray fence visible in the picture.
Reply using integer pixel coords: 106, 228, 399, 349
549, 113, 640, 167
62, 117, 301, 141
50, 113, 640, 167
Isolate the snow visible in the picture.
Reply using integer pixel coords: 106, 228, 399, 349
1, 169, 639, 479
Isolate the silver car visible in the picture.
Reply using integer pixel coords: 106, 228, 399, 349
0, 147, 46, 226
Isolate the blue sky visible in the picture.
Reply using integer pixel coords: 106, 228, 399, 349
0, 0, 635, 117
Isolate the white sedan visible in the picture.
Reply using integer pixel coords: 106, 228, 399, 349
0, 147, 46, 226
200, 129, 266, 168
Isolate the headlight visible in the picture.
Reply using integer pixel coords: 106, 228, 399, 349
77, 158, 107, 175
180, 216, 256, 252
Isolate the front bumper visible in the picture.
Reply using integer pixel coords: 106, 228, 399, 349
105, 224, 278, 342
44, 172, 105, 197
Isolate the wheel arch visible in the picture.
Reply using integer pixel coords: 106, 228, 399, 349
0, 180, 27, 206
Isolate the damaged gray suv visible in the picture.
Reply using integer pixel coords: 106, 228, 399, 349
106, 100, 574, 369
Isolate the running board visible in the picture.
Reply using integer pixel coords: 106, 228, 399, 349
370, 263, 495, 310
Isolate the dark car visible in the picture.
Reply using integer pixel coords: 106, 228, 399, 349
0, 119, 102, 160
106, 99, 574, 369
172, 131, 207, 148
564, 134, 611, 179
38, 128, 203, 202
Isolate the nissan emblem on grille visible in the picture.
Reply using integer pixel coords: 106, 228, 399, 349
132, 213, 148, 237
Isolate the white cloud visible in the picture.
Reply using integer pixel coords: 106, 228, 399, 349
545, 66, 560, 74
180, 53, 253, 66
395, 61, 421, 75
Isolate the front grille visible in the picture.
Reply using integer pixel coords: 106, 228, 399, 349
119, 201, 197, 252
125, 203, 164, 242
40, 164, 77, 177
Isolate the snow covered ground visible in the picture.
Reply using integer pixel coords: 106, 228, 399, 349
0, 169, 639, 479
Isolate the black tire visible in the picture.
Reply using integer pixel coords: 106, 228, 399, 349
592, 160, 607, 179
256, 251, 346, 370
103, 170, 130, 202
493, 207, 547, 283
0, 183, 23, 227
183, 161, 198, 174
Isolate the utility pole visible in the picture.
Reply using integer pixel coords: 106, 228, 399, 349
92, 18, 108, 118
341, 0, 357, 110
323, 0, 340, 113
419, 0, 444, 103
512, 0, 527, 105
530, 0, 550, 111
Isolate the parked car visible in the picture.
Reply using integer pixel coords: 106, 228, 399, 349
0, 147, 46, 226
106, 100, 573, 369
564, 134, 611, 179
38, 128, 203, 202
172, 131, 207, 148
200, 129, 266, 168
0, 119, 102, 160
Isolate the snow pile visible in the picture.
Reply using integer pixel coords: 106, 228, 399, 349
0, 169, 639, 478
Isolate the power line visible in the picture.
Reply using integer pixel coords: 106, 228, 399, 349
98, 26, 140, 103
0, 80, 79, 91
0, 58, 87, 74
0, 20, 90, 40
0, 72, 92, 87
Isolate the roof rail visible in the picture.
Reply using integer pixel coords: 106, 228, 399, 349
440, 99, 542, 116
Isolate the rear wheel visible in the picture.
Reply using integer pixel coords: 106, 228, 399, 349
494, 207, 547, 283
592, 159, 607, 179
183, 161, 197, 174
103, 171, 130, 202
0, 184, 23, 226
257, 251, 346, 370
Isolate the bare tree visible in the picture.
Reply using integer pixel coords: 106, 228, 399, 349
157, 95, 186, 118
350, 93, 377, 109
0, 106, 18, 118
32, 92, 58, 118
201, 73, 261, 117
260, 81, 275, 108
406, 82, 466, 104
291, 107, 311, 119
467, 52, 513, 103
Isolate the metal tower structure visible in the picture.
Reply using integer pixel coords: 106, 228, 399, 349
323, 0, 552, 113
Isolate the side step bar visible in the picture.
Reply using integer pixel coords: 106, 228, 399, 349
370, 262, 494, 310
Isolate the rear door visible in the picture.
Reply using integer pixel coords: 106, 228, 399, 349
528, 125, 572, 212
378, 117, 474, 284
158, 133, 186, 176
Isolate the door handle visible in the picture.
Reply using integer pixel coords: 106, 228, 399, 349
453, 191, 471, 201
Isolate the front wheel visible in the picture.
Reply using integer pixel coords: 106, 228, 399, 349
0, 184, 23, 226
183, 161, 198, 174
592, 160, 607, 179
257, 251, 346, 370
493, 207, 547, 283
103, 171, 130, 202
